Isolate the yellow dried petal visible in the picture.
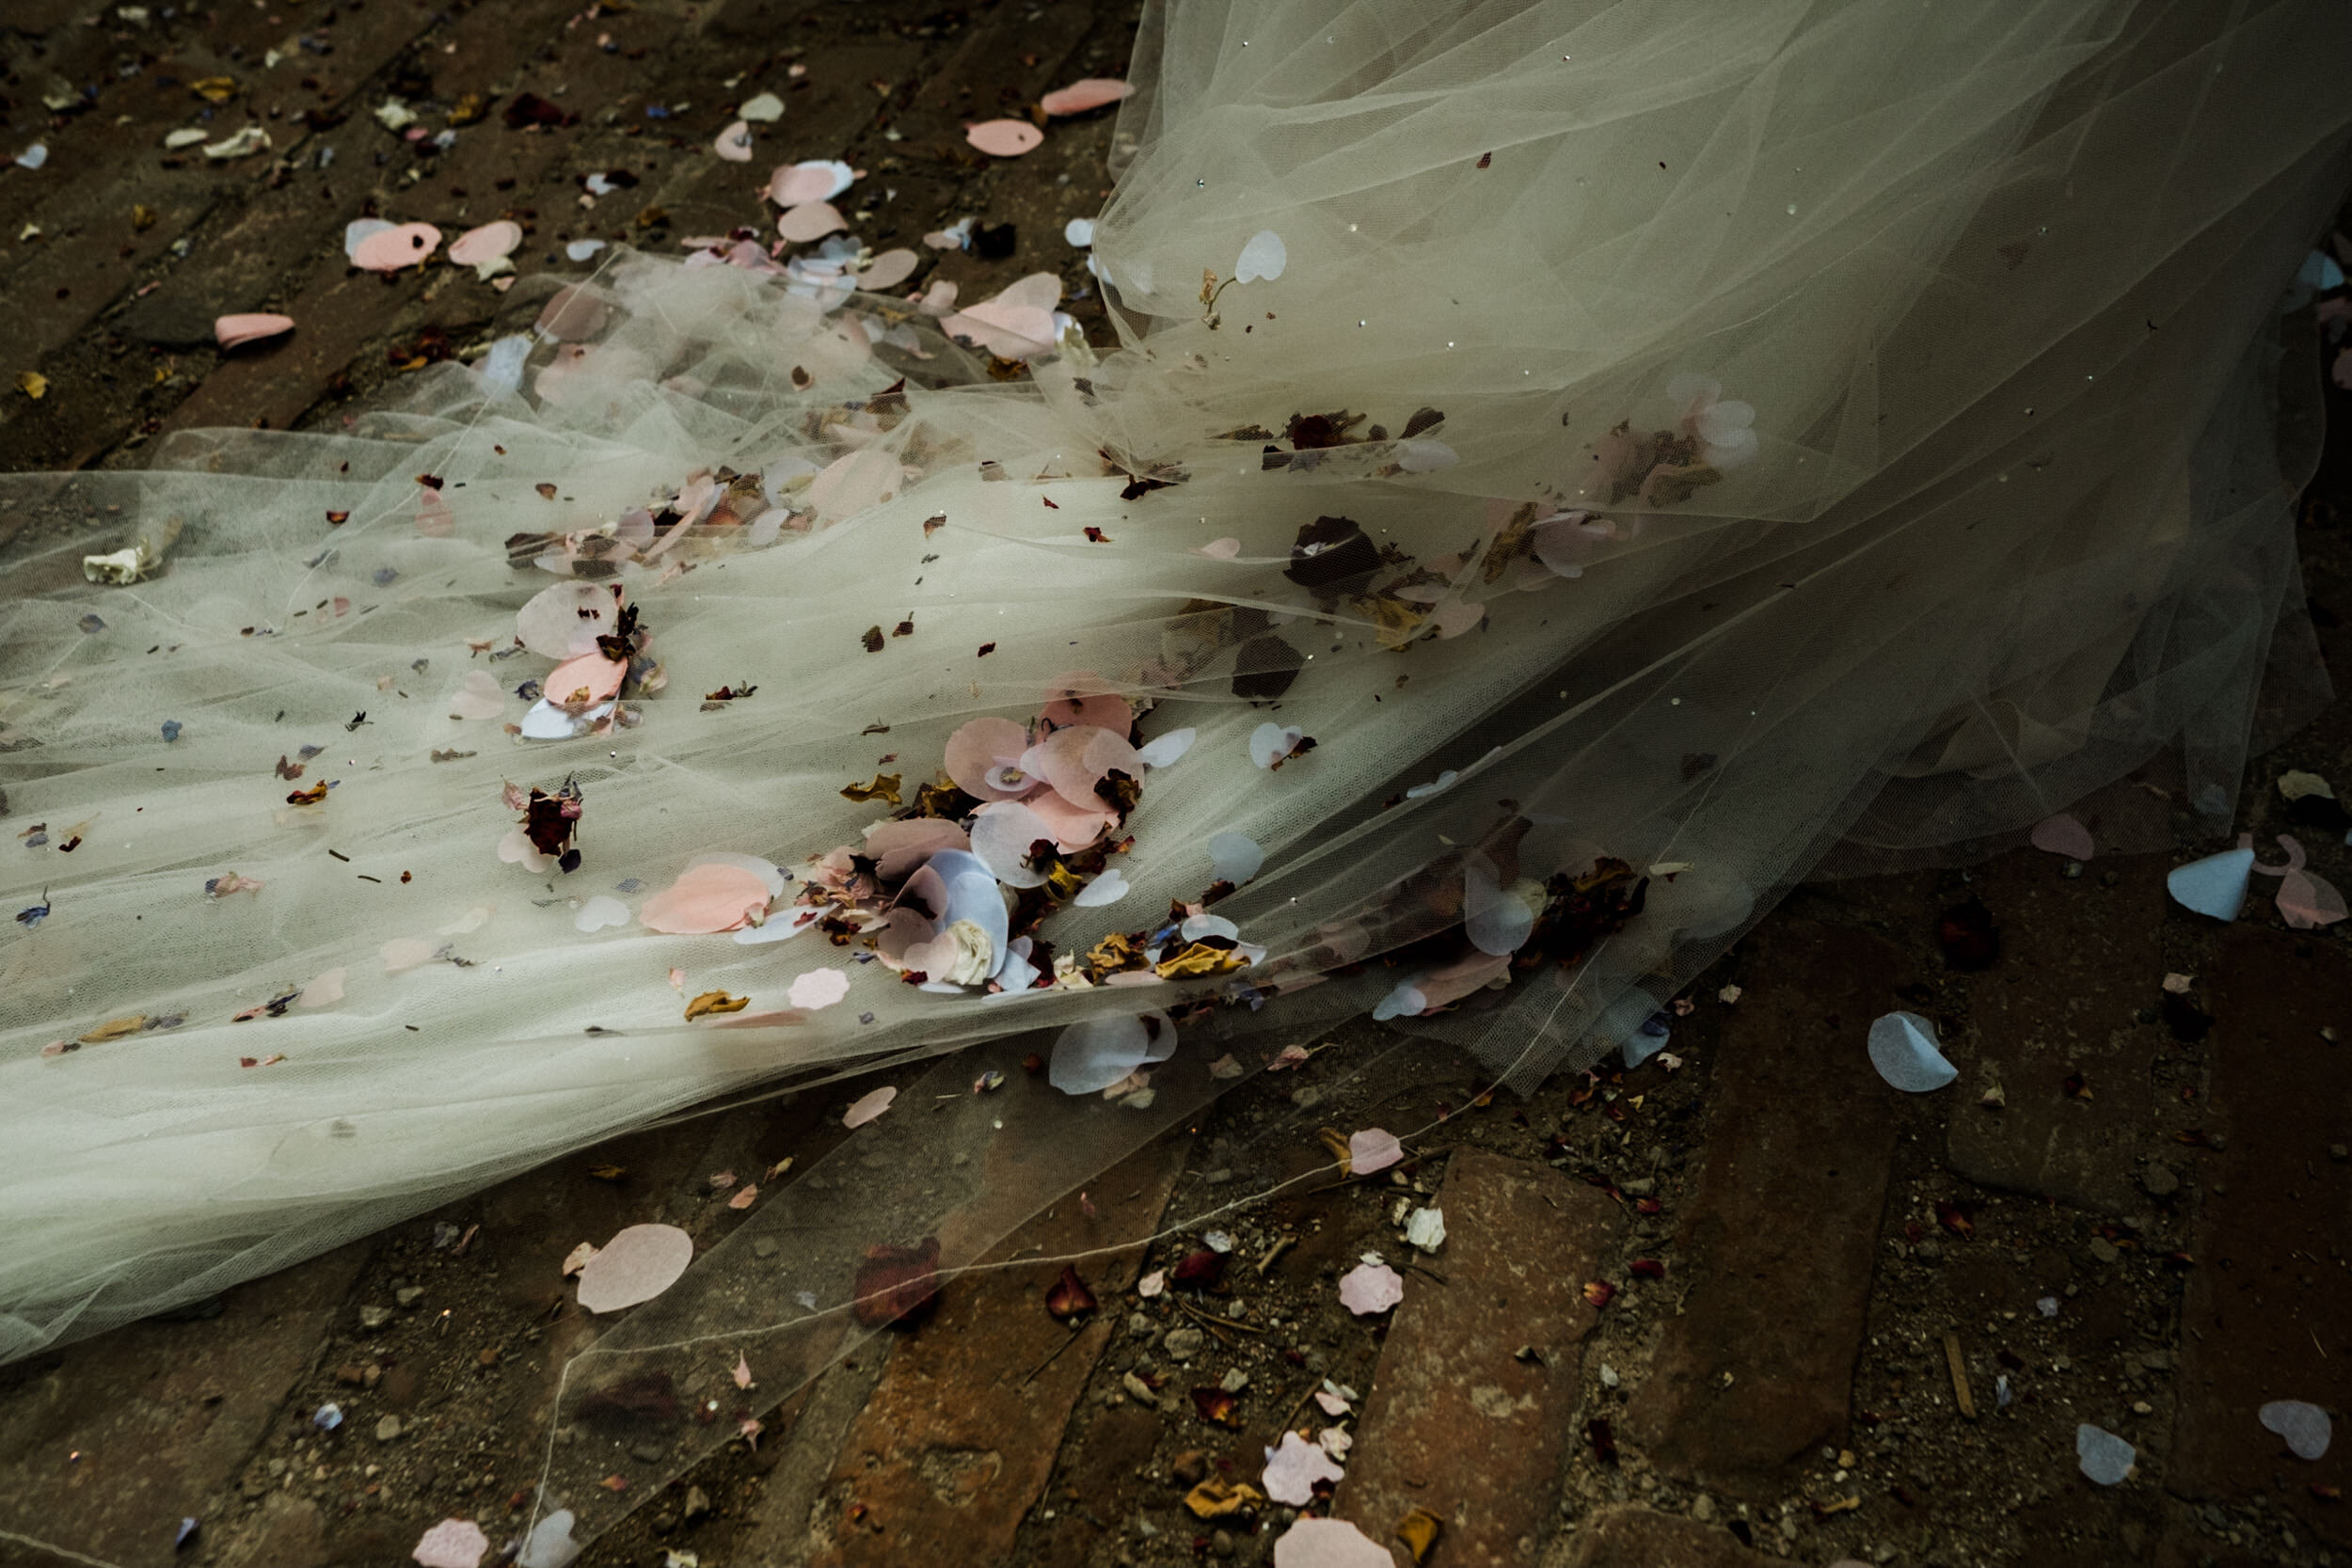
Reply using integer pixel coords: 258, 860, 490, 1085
683, 990, 751, 1021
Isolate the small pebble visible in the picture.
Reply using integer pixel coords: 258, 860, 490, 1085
2141, 1164, 2179, 1197
394, 1286, 424, 1307
374, 1415, 403, 1442
1164, 1326, 1204, 1361
358, 1305, 392, 1330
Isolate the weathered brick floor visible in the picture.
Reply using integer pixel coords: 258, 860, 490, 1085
4, 3, 2351, 1565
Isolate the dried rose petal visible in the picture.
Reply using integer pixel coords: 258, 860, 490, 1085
1581, 1280, 1616, 1307
851, 1238, 941, 1329
1170, 1248, 1225, 1290
1190, 1386, 1240, 1427
1629, 1258, 1666, 1280
1045, 1265, 1097, 1320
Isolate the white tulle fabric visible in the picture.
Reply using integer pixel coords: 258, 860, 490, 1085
2, 0, 2348, 1542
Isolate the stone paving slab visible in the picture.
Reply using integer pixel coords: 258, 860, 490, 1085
0, 1241, 365, 1568
1560, 1505, 1771, 1568
2170, 924, 2352, 1548
801, 1136, 1188, 1568
1946, 850, 2169, 1214
1333, 1149, 1620, 1568
1622, 917, 1904, 1497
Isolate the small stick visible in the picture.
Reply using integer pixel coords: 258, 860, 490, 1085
1174, 1295, 1263, 1337
1277, 1379, 1323, 1434
1254, 1236, 1295, 1277
1022, 1324, 1087, 1386
1943, 1332, 1976, 1419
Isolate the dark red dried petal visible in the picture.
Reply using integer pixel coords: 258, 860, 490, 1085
1189, 1386, 1240, 1427
1935, 895, 2000, 971
1170, 1249, 1226, 1290
1045, 1264, 1097, 1321
1628, 1258, 1666, 1281
851, 1238, 942, 1330
1581, 1280, 1615, 1308
1932, 1200, 1975, 1240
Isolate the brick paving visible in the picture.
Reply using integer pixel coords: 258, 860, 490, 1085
801, 1138, 1187, 1568
1332, 1150, 1620, 1568
1946, 853, 2172, 1216
2172, 926, 2352, 1552
1623, 917, 1903, 1497
1562, 1505, 1771, 1568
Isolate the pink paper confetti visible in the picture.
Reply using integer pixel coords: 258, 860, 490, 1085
448, 670, 504, 721
964, 119, 1042, 157
712, 120, 754, 162
768, 160, 852, 206
1040, 78, 1134, 117
1261, 1431, 1345, 1506
1347, 1128, 1403, 1176
381, 937, 435, 974
410, 1518, 490, 1568
727, 1183, 759, 1210
544, 651, 625, 708
352, 222, 443, 272
2278, 868, 2347, 929
2029, 813, 2096, 861
1271, 1517, 1393, 1568
215, 312, 294, 350
1194, 536, 1242, 560
787, 967, 851, 1009
732, 1354, 753, 1388
447, 219, 522, 267
416, 487, 456, 537
296, 967, 346, 1008
2249, 833, 2348, 928
640, 863, 771, 933
575, 1223, 693, 1313
560, 1241, 597, 1276
843, 1085, 896, 1128
776, 200, 846, 245
1337, 1260, 1403, 1316
862, 247, 920, 291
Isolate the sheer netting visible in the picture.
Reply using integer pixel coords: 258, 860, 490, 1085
3, 0, 2349, 1554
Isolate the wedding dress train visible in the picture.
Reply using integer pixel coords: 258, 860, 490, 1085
2, 0, 2346, 1551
